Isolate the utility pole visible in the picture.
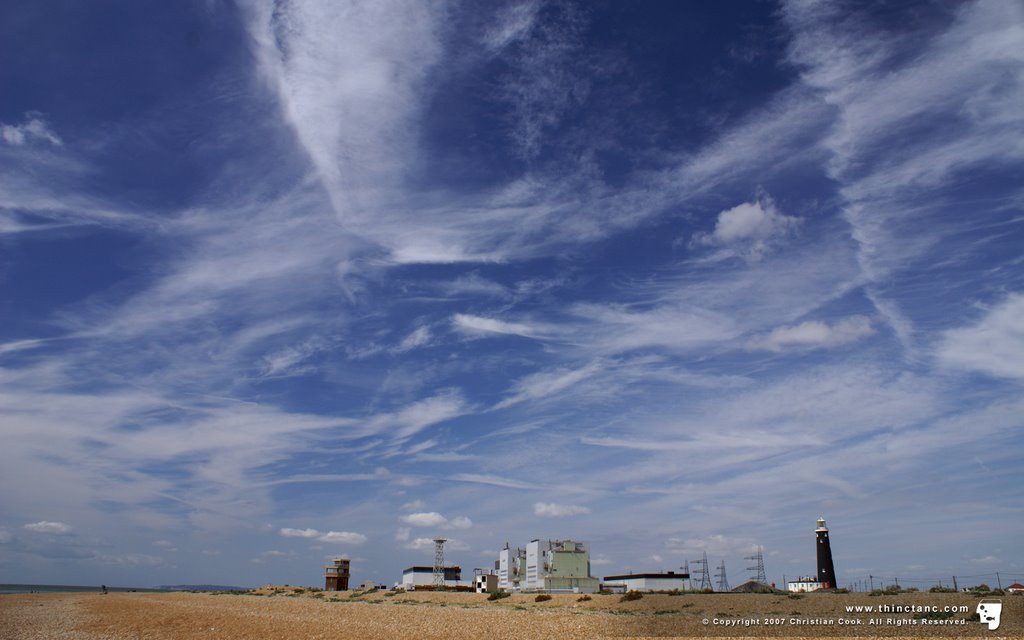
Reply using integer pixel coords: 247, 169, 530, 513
869, 575, 874, 591
953, 576, 958, 591
996, 573, 1002, 590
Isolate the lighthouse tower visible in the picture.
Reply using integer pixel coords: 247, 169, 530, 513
815, 517, 837, 589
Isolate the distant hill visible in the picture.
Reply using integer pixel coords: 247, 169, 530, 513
158, 584, 249, 592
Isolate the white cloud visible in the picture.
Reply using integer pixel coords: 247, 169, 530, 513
693, 198, 800, 260
0, 528, 12, 544
747, 316, 875, 352
482, 1, 542, 52
495, 361, 603, 409
569, 303, 739, 355
1, 114, 62, 146
781, 0, 1024, 345
242, 0, 442, 222
393, 326, 432, 353
449, 473, 544, 490
533, 502, 590, 517
451, 313, 547, 339
413, 451, 477, 462
968, 555, 1000, 566
318, 531, 368, 545
395, 527, 410, 542
278, 528, 366, 545
261, 339, 324, 376
23, 521, 72, 535
433, 273, 509, 299
938, 293, 1024, 379
666, 534, 754, 558
98, 553, 163, 567
405, 537, 469, 551
362, 390, 467, 442
400, 512, 472, 530
404, 537, 436, 551
400, 512, 446, 528
152, 540, 177, 551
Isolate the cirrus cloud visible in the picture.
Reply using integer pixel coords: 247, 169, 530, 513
746, 316, 875, 352
938, 293, 1024, 380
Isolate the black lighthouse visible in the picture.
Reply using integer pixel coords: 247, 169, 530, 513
815, 517, 837, 589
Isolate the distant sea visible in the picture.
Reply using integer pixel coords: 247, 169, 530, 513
0, 584, 167, 595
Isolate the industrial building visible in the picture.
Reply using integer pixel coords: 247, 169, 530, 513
498, 544, 525, 591
602, 571, 690, 592
498, 539, 598, 593
401, 565, 463, 589
323, 557, 350, 591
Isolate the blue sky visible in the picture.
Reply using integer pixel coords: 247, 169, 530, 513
1, 0, 1022, 590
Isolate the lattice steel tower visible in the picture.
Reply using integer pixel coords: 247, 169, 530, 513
432, 537, 448, 587
691, 552, 712, 590
745, 546, 767, 584
715, 559, 730, 592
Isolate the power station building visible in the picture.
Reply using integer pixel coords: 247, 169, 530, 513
498, 544, 524, 590
498, 539, 598, 593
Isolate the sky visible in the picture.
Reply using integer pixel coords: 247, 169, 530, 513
1, 0, 1022, 590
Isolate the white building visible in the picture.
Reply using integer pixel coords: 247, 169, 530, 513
602, 571, 690, 592
524, 539, 549, 591
400, 566, 463, 589
475, 573, 498, 593
787, 577, 823, 592
498, 545, 524, 591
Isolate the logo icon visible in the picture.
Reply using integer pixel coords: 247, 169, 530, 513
976, 599, 1002, 630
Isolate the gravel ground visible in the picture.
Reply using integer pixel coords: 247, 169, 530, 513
2, 589, 1019, 639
